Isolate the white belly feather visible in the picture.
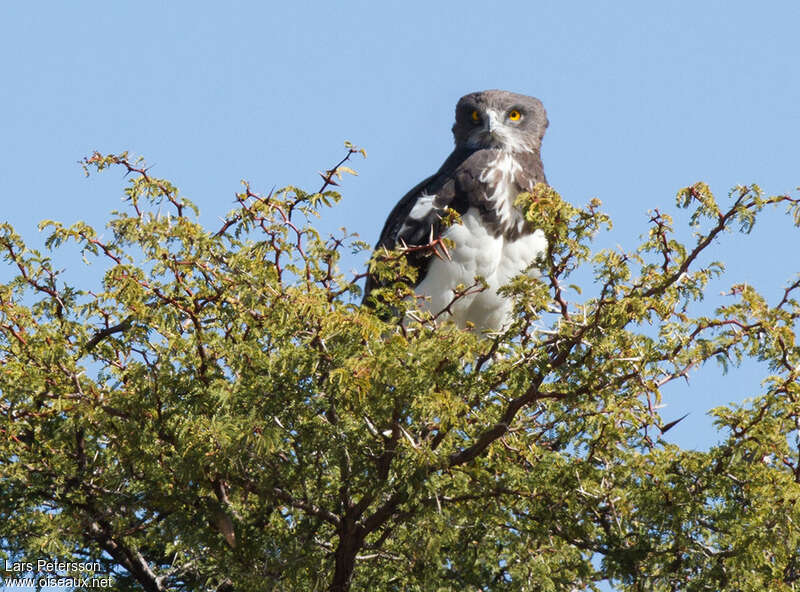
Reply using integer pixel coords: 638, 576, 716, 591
414, 211, 546, 331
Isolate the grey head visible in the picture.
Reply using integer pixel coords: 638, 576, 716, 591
452, 90, 548, 153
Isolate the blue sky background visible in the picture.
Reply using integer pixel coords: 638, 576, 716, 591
1, 2, 799, 588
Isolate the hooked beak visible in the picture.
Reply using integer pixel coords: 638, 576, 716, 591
484, 112, 506, 145
485, 120, 502, 145
468, 112, 506, 149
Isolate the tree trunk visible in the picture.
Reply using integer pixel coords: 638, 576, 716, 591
328, 523, 362, 592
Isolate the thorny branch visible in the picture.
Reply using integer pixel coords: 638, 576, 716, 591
84, 316, 134, 352
642, 185, 800, 298
83, 151, 185, 218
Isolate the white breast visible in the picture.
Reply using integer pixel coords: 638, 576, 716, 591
413, 211, 546, 332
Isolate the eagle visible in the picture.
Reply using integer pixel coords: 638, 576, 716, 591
363, 90, 549, 332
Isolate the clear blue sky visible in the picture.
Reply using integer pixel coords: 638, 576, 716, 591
1, 0, 799, 481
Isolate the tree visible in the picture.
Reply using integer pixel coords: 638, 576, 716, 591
1, 148, 800, 592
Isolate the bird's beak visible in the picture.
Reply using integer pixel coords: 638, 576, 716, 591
471, 111, 504, 149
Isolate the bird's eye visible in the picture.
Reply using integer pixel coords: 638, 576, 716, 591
508, 109, 522, 121
471, 110, 481, 123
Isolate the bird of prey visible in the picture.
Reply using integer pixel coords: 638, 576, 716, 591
363, 90, 549, 332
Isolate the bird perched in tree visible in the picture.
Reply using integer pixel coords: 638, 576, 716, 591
363, 90, 549, 332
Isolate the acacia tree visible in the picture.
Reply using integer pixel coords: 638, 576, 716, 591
1, 148, 800, 591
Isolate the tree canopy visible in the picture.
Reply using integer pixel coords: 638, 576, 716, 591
2, 149, 800, 591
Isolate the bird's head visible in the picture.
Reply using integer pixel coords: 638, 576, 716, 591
452, 90, 548, 153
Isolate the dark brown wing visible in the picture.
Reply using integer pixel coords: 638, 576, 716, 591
362, 147, 475, 302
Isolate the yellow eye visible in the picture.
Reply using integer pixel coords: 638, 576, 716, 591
508, 109, 521, 121
471, 109, 480, 122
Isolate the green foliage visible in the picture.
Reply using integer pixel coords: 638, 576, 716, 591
2, 149, 800, 591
